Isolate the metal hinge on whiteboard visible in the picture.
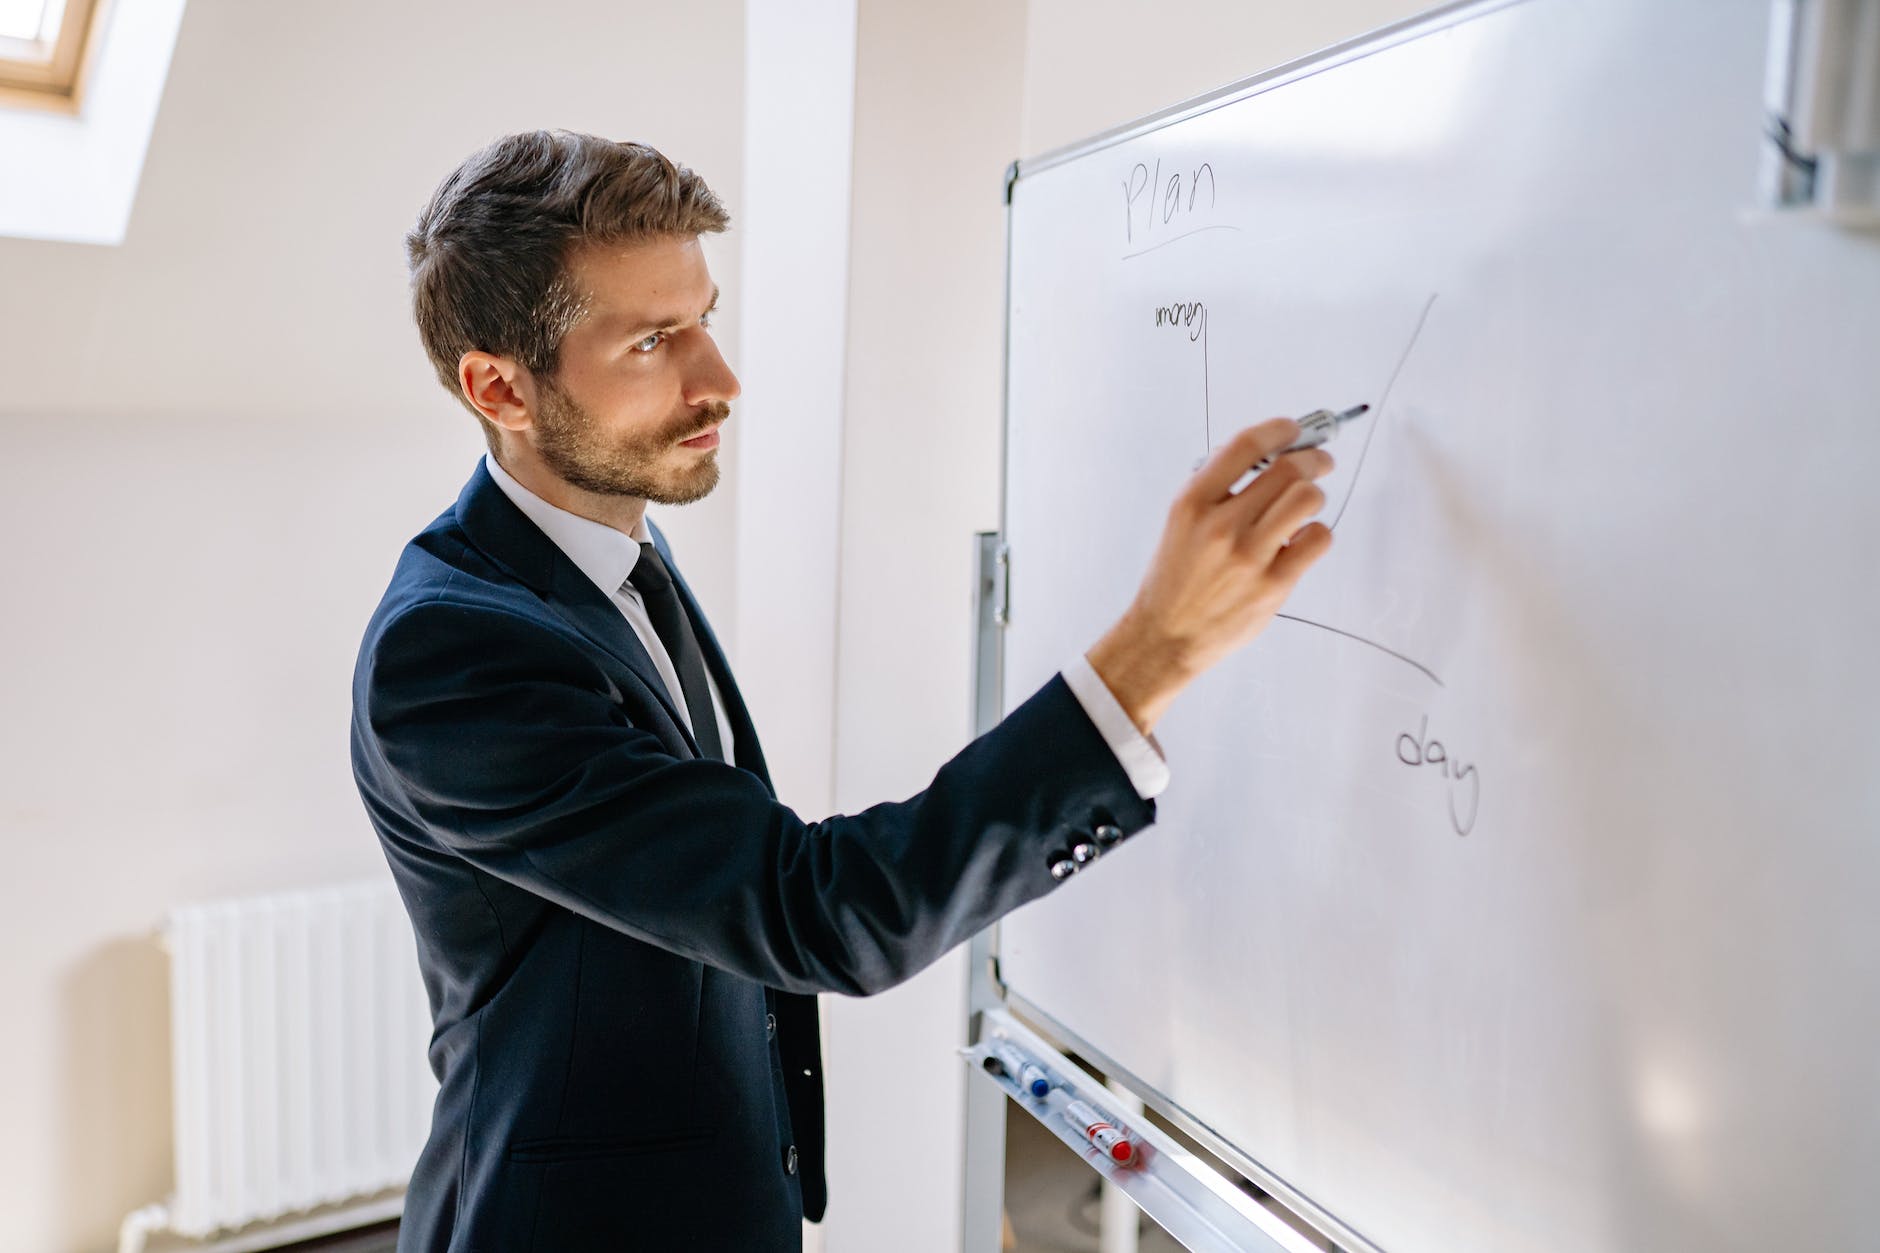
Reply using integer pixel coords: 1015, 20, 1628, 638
1765, 0, 1880, 222
972, 533, 1009, 738
995, 541, 1011, 627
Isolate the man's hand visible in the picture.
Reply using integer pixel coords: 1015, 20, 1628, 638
1086, 418, 1335, 737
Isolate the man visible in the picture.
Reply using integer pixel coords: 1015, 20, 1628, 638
351, 130, 1332, 1252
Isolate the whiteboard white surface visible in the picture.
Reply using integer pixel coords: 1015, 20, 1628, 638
996, 3, 1880, 1251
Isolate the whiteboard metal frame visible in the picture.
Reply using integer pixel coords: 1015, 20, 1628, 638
1006, 0, 1523, 186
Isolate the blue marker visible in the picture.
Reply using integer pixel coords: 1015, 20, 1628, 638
981, 1040, 1058, 1098
1017, 1061, 1057, 1099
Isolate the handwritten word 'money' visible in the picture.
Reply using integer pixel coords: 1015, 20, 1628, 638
1122, 158, 1216, 246
1396, 715, 1481, 837
1153, 299, 1207, 342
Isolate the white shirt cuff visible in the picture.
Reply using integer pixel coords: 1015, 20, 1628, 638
1061, 654, 1170, 801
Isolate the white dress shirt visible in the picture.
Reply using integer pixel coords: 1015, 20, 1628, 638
484, 453, 1168, 799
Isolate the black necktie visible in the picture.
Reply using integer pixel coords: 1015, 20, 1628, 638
626, 542, 727, 762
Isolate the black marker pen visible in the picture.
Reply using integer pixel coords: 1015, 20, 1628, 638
1253, 404, 1369, 470
1198, 405, 1371, 479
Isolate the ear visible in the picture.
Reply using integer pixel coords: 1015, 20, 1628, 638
458, 352, 538, 434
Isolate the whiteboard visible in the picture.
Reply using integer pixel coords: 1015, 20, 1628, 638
994, 3, 1880, 1251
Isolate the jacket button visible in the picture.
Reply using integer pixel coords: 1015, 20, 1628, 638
766, 1012, 776, 1038
1093, 823, 1123, 847
1071, 841, 1100, 866
1048, 856, 1077, 881
785, 1144, 799, 1175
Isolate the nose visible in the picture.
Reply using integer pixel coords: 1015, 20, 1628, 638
682, 329, 741, 408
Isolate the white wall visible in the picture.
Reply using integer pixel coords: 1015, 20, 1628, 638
0, 2, 744, 1248
1020, 0, 1441, 155
736, 0, 856, 825
819, 1, 1028, 1247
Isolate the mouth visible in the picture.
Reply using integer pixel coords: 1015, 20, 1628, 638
678, 425, 721, 450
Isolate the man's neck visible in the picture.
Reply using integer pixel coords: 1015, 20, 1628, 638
493, 450, 647, 538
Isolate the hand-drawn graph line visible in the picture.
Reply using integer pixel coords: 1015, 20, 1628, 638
1189, 291, 1445, 686
1274, 612, 1444, 687
1328, 291, 1439, 531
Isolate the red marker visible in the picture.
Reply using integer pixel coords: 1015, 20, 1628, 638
1062, 1098, 1136, 1165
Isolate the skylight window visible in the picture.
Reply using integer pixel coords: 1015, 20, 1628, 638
0, 0, 100, 111
0, 0, 59, 43
0, 0, 189, 244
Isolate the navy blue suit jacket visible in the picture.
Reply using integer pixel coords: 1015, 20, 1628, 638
350, 462, 1156, 1251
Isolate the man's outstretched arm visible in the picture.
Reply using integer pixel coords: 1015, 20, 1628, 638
354, 417, 1332, 997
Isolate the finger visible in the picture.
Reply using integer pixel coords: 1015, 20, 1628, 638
1268, 521, 1333, 583
1247, 479, 1329, 563
1245, 440, 1336, 478
1276, 446, 1335, 481
1187, 419, 1300, 504
1221, 447, 1334, 527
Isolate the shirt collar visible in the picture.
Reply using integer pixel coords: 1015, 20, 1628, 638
483, 452, 651, 599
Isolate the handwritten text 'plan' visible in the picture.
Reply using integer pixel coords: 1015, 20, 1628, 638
1122, 157, 1217, 248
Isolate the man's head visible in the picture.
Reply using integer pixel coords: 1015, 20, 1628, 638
406, 131, 737, 507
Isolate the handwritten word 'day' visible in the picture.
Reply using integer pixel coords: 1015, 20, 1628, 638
1396, 715, 1481, 837
1122, 158, 1217, 246
1153, 299, 1207, 342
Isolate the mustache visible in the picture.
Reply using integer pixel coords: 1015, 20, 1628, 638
678, 401, 731, 441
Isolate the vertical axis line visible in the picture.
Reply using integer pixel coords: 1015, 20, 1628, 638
1202, 307, 1212, 450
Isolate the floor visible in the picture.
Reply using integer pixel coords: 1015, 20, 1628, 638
268, 1129, 1183, 1253
269, 1113, 1320, 1253
279, 1221, 399, 1251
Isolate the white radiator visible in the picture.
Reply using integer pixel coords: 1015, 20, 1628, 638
156, 879, 437, 1241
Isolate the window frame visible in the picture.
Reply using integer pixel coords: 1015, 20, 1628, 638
0, 0, 105, 113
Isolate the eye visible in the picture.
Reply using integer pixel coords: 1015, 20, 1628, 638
631, 332, 666, 354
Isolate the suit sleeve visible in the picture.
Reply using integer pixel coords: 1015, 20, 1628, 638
356, 601, 1156, 997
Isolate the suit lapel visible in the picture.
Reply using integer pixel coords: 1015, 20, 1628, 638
543, 563, 705, 760
649, 520, 773, 793
454, 462, 704, 759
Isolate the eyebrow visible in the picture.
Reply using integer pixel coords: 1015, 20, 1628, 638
615, 285, 721, 342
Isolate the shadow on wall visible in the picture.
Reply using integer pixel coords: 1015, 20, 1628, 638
61, 934, 172, 1253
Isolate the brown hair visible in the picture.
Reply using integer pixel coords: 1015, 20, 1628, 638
405, 130, 730, 450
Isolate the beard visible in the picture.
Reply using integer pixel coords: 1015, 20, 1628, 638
531, 379, 727, 506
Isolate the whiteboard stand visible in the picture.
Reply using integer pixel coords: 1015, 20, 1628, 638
958, 531, 1011, 1253
1765, 0, 1880, 221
